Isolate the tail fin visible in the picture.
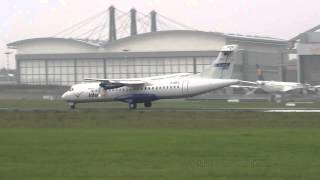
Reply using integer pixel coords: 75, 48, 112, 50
198, 45, 238, 79
256, 64, 264, 81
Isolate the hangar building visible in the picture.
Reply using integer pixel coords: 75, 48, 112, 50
8, 7, 289, 87
8, 31, 288, 86
290, 25, 320, 85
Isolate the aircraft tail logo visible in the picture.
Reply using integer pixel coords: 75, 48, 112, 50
198, 45, 238, 79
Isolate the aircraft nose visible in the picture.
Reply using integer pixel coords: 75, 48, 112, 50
61, 92, 68, 100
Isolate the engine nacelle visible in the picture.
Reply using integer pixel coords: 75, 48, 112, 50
99, 82, 123, 90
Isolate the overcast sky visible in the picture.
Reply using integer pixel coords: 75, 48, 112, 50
1, 0, 320, 69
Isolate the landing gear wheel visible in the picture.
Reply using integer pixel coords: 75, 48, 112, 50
144, 101, 152, 108
129, 103, 137, 110
68, 102, 76, 109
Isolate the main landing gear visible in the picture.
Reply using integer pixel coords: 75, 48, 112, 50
128, 101, 153, 109
68, 102, 76, 109
144, 101, 152, 108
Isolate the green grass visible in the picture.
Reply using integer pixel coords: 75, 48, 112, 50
1, 111, 320, 179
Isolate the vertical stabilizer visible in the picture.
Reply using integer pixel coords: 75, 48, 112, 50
198, 45, 238, 79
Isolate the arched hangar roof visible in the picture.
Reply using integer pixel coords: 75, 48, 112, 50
8, 37, 102, 54
8, 30, 287, 55
102, 30, 226, 52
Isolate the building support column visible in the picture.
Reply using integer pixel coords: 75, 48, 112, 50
130, 8, 137, 36
297, 56, 304, 83
109, 6, 117, 42
16, 59, 21, 84
74, 59, 77, 84
45, 60, 48, 85
193, 57, 197, 74
103, 59, 107, 79
280, 52, 286, 82
150, 11, 157, 32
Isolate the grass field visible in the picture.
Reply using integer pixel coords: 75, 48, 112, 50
1, 100, 320, 179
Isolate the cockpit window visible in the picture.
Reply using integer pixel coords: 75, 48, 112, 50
69, 87, 74, 91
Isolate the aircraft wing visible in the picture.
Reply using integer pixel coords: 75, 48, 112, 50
240, 81, 259, 85
230, 81, 259, 89
230, 85, 259, 89
282, 86, 303, 93
229, 85, 260, 95
230, 81, 260, 95
84, 78, 146, 89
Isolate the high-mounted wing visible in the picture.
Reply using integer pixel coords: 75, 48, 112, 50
230, 84, 260, 95
84, 78, 146, 90
230, 85, 259, 89
230, 81, 261, 95
230, 81, 259, 89
282, 86, 302, 93
240, 81, 259, 85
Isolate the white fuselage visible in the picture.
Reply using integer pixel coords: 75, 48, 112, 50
257, 81, 304, 93
62, 76, 239, 103
61, 44, 240, 108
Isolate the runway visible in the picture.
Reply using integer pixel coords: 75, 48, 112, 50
2, 107, 320, 113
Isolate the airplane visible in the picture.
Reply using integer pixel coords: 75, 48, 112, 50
237, 81, 307, 94
231, 64, 308, 95
61, 45, 240, 109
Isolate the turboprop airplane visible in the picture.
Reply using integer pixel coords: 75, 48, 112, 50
61, 45, 240, 109
231, 65, 307, 94
235, 81, 307, 94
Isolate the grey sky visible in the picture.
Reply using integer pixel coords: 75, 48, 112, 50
1, 0, 320, 69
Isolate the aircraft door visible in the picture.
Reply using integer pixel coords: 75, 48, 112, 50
182, 80, 189, 96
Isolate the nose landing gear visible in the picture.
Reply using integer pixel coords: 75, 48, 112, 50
129, 102, 137, 109
68, 102, 76, 109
